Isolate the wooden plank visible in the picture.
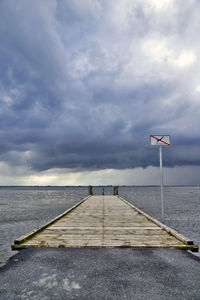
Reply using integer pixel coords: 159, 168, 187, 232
13, 195, 91, 245
11, 195, 198, 252
118, 196, 194, 245
12, 242, 198, 251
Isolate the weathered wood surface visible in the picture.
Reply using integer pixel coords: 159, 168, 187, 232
12, 195, 198, 251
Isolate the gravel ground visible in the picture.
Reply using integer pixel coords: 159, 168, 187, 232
0, 248, 200, 300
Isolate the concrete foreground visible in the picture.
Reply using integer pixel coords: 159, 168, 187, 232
0, 248, 200, 299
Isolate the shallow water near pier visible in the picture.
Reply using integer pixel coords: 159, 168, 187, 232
0, 186, 200, 265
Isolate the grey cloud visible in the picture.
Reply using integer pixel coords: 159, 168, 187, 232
0, 0, 200, 176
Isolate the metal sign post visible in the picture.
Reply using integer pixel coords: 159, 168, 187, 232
150, 135, 171, 224
159, 146, 164, 223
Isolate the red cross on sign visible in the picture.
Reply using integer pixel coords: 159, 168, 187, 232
150, 135, 171, 146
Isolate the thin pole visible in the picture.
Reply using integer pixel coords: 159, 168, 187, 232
159, 146, 164, 224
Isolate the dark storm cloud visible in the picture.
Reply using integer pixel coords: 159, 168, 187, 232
0, 0, 200, 173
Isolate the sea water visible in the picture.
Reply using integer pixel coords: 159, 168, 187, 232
0, 186, 199, 266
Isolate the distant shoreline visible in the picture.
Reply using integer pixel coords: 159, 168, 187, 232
0, 185, 199, 188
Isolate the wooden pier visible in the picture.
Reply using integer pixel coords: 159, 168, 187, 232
12, 195, 198, 251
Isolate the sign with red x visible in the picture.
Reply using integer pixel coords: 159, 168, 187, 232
150, 135, 171, 146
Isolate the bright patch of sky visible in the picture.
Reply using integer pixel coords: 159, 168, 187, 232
142, 38, 196, 68
146, 0, 174, 12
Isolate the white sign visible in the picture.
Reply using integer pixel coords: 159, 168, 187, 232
150, 135, 171, 146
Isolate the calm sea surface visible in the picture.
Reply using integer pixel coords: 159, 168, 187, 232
0, 186, 200, 265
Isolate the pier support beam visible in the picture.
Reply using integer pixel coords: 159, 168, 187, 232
88, 186, 93, 196
114, 186, 118, 196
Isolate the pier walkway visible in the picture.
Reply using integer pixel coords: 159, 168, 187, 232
12, 195, 198, 251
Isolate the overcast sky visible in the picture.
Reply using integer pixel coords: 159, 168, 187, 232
0, 0, 200, 185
